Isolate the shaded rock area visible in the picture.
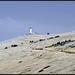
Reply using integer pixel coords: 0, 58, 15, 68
21, 43, 23, 44
49, 39, 75, 47
34, 48, 43, 50
61, 50, 75, 54
69, 45, 75, 48
44, 39, 74, 48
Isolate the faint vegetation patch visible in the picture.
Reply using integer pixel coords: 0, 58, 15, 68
18, 61, 22, 63
18, 68, 31, 74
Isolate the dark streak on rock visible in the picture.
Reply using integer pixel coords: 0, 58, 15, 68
21, 43, 23, 44
45, 46, 52, 48
35, 48, 43, 50
38, 65, 50, 73
38, 69, 44, 73
55, 35, 59, 38
40, 55, 42, 56
39, 39, 45, 41
63, 51, 75, 54
28, 70, 31, 72
43, 65, 50, 69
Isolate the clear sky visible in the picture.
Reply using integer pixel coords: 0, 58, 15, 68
0, 1, 75, 41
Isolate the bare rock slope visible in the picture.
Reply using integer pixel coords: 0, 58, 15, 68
0, 31, 75, 74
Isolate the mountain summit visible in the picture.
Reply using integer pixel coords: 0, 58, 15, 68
0, 31, 75, 74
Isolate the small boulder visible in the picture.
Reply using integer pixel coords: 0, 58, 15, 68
19, 61, 22, 63
54, 44, 58, 47
57, 42, 61, 45
29, 40, 34, 43
28, 70, 31, 72
65, 40, 68, 43
51, 44, 55, 46
68, 39, 71, 42
21, 43, 23, 44
49, 37, 54, 39
45, 46, 51, 48
39, 39, 45, 41
60, 41, 65, 46
40, 55, 42, 56
11, 44, 18, 47
4, 47, 8, 49
55, 35, 59, 38
14, 45, 18, 47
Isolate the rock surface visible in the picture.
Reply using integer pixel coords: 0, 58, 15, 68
0, 31, 75, 74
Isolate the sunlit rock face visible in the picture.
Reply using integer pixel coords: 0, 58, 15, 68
0, 31, 75, 74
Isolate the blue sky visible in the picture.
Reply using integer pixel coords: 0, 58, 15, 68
0, 1, 75, 41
